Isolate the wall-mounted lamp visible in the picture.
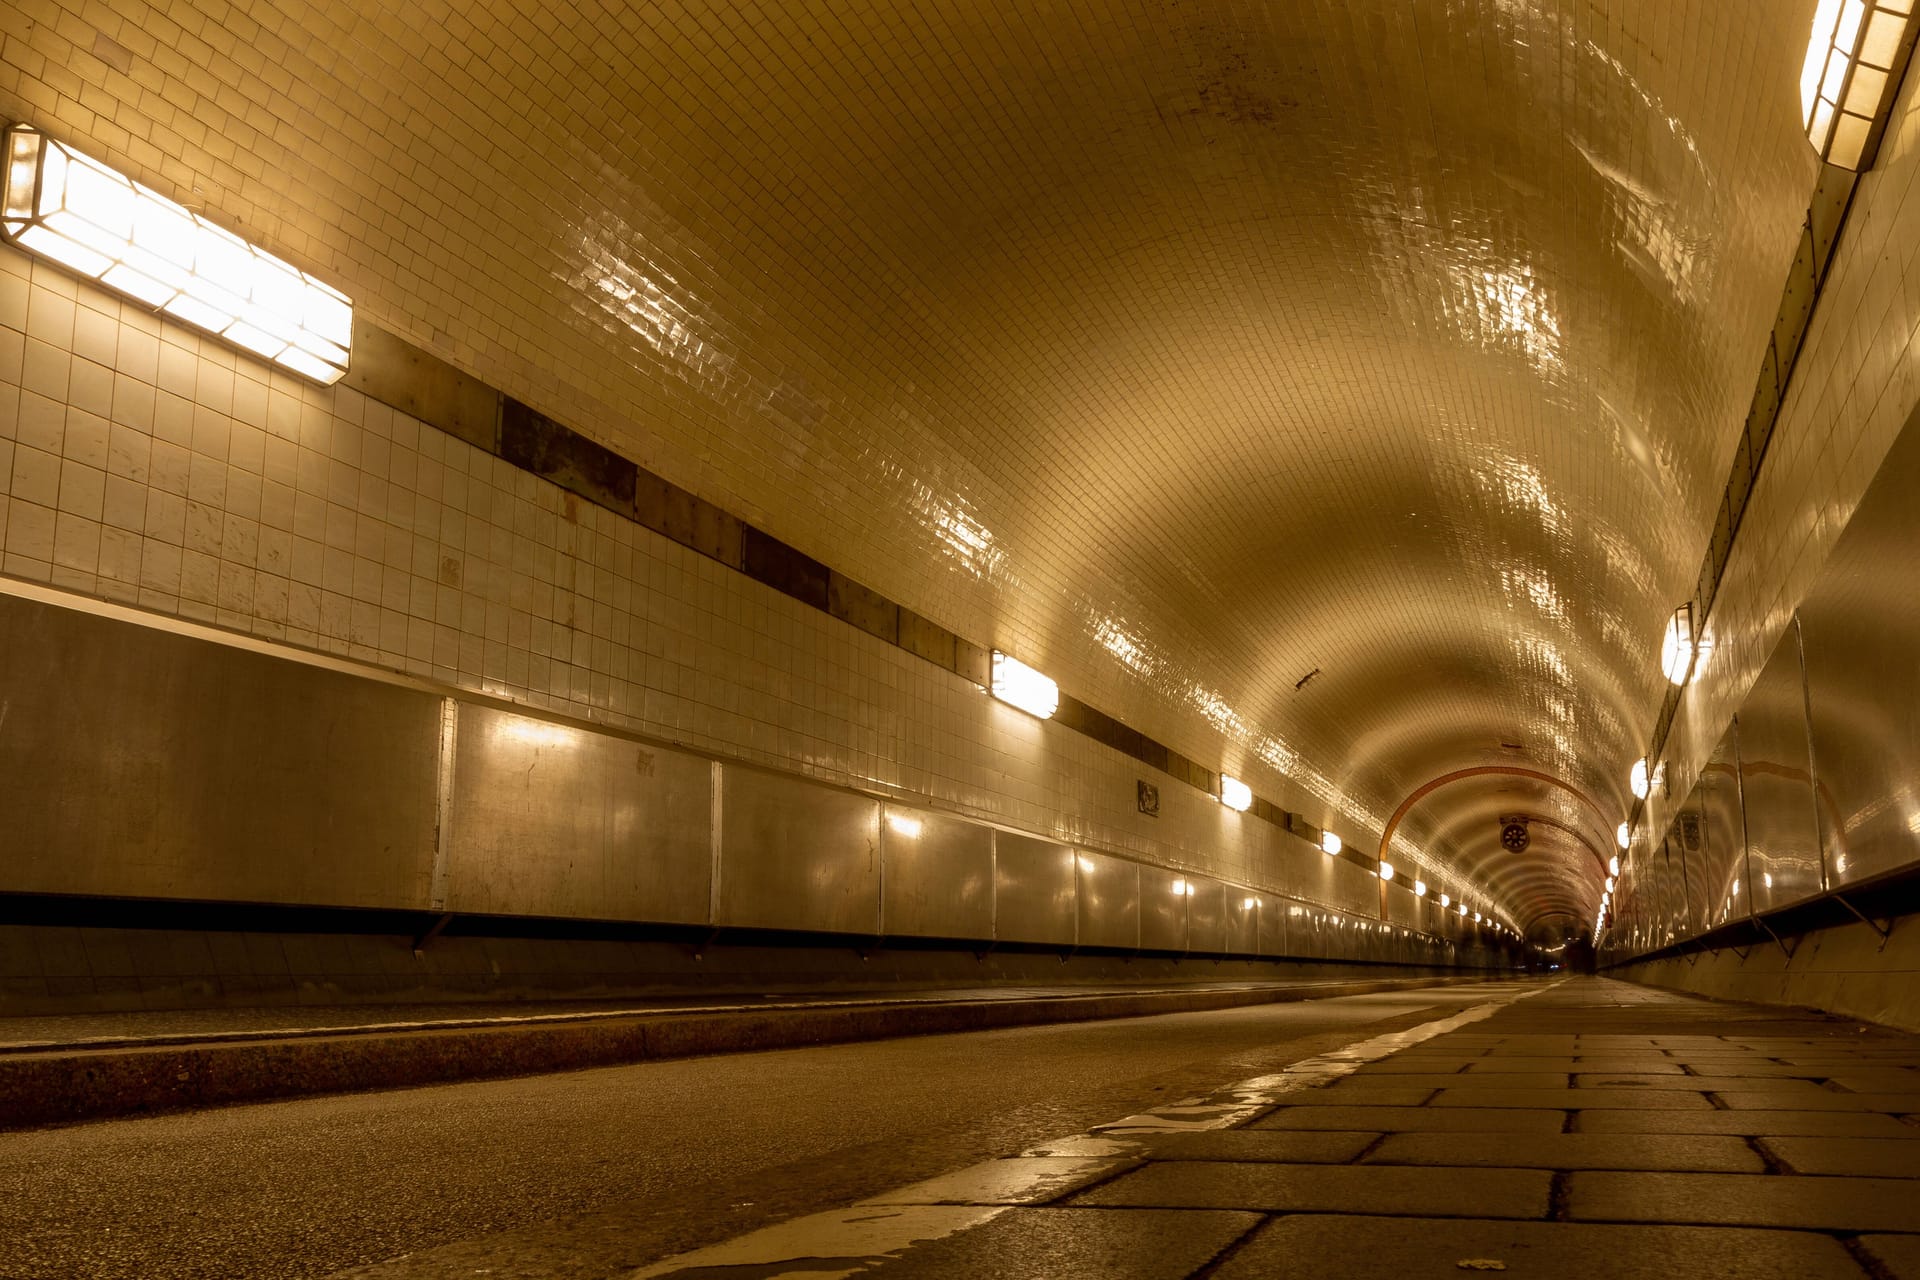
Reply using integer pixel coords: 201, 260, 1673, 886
1615, 822, 1630, 850
1320, 831, 1343, 856
1609, 855, 1621, 877
1439, 893, 1451, 908
990, 651, 1059, 719
1629, 757, 1650, 800
1801, 0, 1919, 170
2, 124, 352, 383
1660, 603, 1698, 686
1219, 775, 1252, 812
1413, 880, 1428, 897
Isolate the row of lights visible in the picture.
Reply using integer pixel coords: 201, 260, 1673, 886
989, 649, 1515, 935
1607, 4, 1918, 945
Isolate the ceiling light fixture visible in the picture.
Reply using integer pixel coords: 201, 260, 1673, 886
2, 124, 352, 383
1219, 775, 1252, 812
1801, 0, 1919, 170
990, 651, 1059, 719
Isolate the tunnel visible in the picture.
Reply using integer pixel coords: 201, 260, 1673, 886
3, 2, 1920, 1276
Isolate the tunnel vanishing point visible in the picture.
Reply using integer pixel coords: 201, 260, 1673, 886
5, 3, 1920, 1278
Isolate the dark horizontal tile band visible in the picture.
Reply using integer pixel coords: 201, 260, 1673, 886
340, 318, 1416, 889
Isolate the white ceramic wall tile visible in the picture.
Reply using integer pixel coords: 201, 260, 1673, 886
0, 240, 1398, 913
1641, 66, 1920, 866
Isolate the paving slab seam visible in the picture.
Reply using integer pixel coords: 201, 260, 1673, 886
1842, 1235, 1902, 1280
616, 981, 1559, 1278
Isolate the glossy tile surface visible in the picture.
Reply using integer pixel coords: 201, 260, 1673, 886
0, 3, 1873, 930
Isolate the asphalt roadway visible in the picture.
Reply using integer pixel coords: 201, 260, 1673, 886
0, 983, 1511, 1279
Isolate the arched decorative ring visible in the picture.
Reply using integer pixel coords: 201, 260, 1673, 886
1378, 767, 1613, 878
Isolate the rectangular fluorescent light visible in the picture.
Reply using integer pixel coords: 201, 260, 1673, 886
2, 124, 352, 383
1219, 775, 1252, 812
1801, 0, 1917, 170
989, 651, 1059, 719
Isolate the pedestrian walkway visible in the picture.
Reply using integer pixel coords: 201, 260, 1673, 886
626, 978, 1920, 1278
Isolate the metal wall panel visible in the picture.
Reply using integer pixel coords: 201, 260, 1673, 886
1074, 849, 1140, 950
717, 766, 879, 934
1737, 622, 1826, 913
1257, 895, 1290, 955
0, 593, 440, 908
880, 805, 993, 939
1223, 888, 1259, 954
443, 707, 712, 923
1695, 727, 1749, 933
1138, 864, 1190, 951
1187, 877, 1227, 954
1801, 566, 1920, 888
993, 832, 1077, 945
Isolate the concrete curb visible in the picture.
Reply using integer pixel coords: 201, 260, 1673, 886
0, 976, 1487, 1131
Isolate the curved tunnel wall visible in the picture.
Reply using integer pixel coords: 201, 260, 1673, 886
1601, 390, 1920, 1028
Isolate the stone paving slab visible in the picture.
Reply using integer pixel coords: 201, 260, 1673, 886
1069, 1130, 1381, 1164
1363, 1132, 1766, 1172
1350, 1071, 1570, 1089
1573, 1073, 1825, 1092
1069, 1160, 1551, 1217
1252, 1104, 1569, 1133
1209, 1215, 1870, 1280
1713, 1090, 1920, 1112
861, 1207, 1262, 1278
1573, 1108, 1919, 1137
1760, 1135, 1920, 1177
1430, 1087, 1715, 1109
1567, 1170, 1920, 1231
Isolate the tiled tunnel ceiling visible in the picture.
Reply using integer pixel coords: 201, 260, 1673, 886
13, 1, 1827, 928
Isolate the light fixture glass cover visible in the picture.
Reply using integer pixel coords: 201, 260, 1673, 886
1801, 0, 1918, 170
2, 124, 352, 384
1630, 757, 1650, 799
1378, 862, 1395, 882
1439, 893, 1451, 907
1413, 880, 1428, 897
1219, 775, 1252, 812
1660, 603, 1697, 685
1616, 821, 1631, 850
1320, 831, 1342, 856
990, 651, 1059, 719
1609, 854, 1621, 877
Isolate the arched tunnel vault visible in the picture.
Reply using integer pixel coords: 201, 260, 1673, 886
19, 1, 1824, 935
1385, 773, 1618, 928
